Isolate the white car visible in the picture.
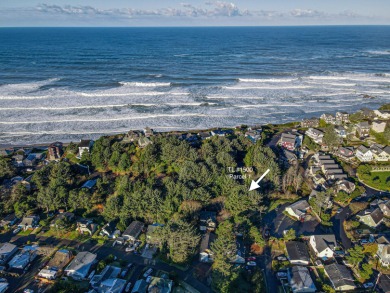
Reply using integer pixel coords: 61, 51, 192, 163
276, 271, 288, 279
125, 245, 135, 252
246, 261, 256, 266
13, 227, 21, 234
146, 276, 153, 283
143, 268, 153, 278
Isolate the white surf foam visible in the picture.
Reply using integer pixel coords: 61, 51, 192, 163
119, 82, 171, 87
224, 85, 311, 90
238, 78, 295, 83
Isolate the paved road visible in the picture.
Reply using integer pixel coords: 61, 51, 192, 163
258, 245, 278, 293
332, 206, 352, 250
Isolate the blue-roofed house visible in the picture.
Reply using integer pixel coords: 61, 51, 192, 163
82, 179, 97, 190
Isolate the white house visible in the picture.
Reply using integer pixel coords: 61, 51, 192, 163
371, 121, 387, 133
285, 200, 310, 221
370, 144, 390, 162
309, 235, 337, 259
355, 145, 373, 162
306, 128, 324, 144
288, 266, 316, 293
78, 140, 94, 158
374, 110, 390, 119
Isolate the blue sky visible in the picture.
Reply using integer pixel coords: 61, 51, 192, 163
1, 0, 389, 26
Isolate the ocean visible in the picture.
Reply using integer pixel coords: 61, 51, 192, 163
0, 26, 389, 145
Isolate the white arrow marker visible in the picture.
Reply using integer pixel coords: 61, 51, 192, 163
249, 168, 270, 191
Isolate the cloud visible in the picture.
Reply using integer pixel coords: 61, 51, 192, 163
0, 2, 386, 26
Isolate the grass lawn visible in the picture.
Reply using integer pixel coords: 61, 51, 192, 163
18, 229, 33, 236
41, 229, 90, 242
359, 171, 390, 191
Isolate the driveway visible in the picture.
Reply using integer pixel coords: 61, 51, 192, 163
332, 206, 352, 250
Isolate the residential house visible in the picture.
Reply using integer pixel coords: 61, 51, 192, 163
309, 234, 337, 259
197, 132, 211, 140
12, 154, 24, 167
300, 118, 319, 128
76, 219, 98, 236
336, 111, 350, 124
375, 110, 390, 119
245, 129, 262, 143
0, 214, 19, 227
286, 241, 310, 266
321, 113, 336, 125
143, 127, 154, 137
371, 144, 390, 162
285, 200, 310, 221
123, 130, 142, 143
8, 245, 38, 271
324, 263, 356, 291
65, 251, 97, 280
377, 238, 390, 267
378, 274, 390, 293
148, 277, 173, 293
282, 149, 298, 167
38, 249, 72, 280
0, 242, 18, 265
131, 279, 148, 293
122, 221, 144, 242
50, 212, 75, 228
231, 236, 246, 264
81, 179, 97, 189
379, 200, 390, 217
100, 222, 121, 239
279, 133, 298, 151
356, 208, 384, 228
305, 128, 324, 144
335, 180, 356, 194
18, 215, 40, 230
47, 142, 63, 161
337, 146, 355, 162
78, 139, 94, 158
90, 265, 126, 293
199, 233, 216, 263
23, 153, 44, 167
334, 125, 347, 138
0, 148, 13, 157
372, 121, 387, 133
288, 266, 316, 293
199, 211, 217, 232
146, 223, 164, 245
138, 137, 152, 148
355, 145, 374, 162
356, 121, 370, 137
359, 108, 375, 119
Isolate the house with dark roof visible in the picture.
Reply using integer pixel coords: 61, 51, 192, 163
309, 235, 337, 259
47, 142, 63, 161
78, 139, 94, 158
197, 132, 211, 140
281, 149, 298, 167
123, 221, 144, 242
8, 245, 38, 271
76, 219, 98, 235
337, 146, 355, 161
324, 263, 356, 291
199, 232, 216, 263
286, 241, 310, 266
301, 118, 319, 128
357, 208, 384, 228
199, 211, 217, 232
0, 214, 19, 227
378, 274, 390, 293
90, 265, 126, 293
288, 266, 316, 293
335, 179, 356, 194
285, 200, 310, 221
147, 276, 173, 293
138, 137, 152, 148
100, 222, 120, 239
131, 279, 148, 293
50, 212, 75, 228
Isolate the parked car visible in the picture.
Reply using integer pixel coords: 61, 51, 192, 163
246, 261, 256, 266
360, 239, 369, 245
127, 263, 134, 269
363, 282, 374, 289
125, 246, 135, 252
336, 208, 343, 214
125, 282, 132, 293
120, 269, 128, 278
13, 227, 21, 234
246, 257, 256, 261
146, 276, 153, 283
276, 256, 288, 261
276, 271, 288, 279
264, 229, 270, 238
143, 268, 153, 278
